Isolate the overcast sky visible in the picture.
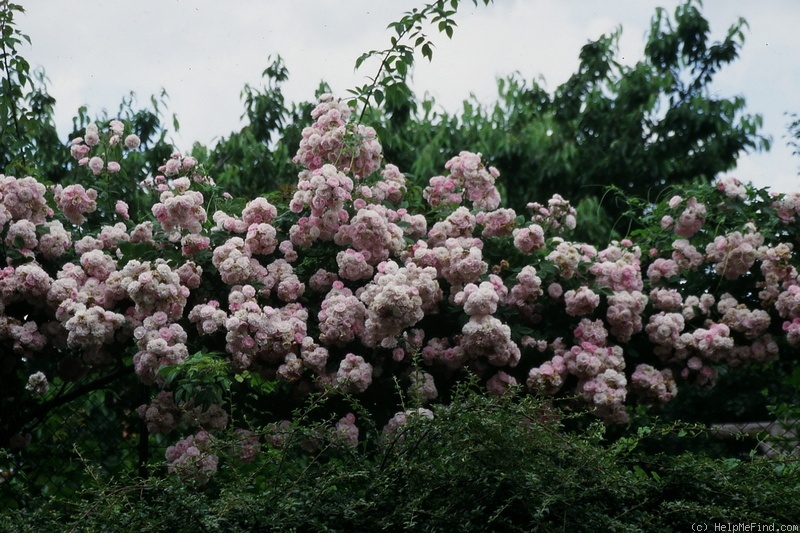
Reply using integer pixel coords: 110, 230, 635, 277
18, 0, 800, 193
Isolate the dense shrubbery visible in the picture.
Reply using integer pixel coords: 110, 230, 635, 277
5, 389, 799, 532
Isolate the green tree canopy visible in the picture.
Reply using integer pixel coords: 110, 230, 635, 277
366, 0, 768, 238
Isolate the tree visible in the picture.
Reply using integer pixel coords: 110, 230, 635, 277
192, 56, 319, 198
0, 2, 64, 182
369, 0, 768, 239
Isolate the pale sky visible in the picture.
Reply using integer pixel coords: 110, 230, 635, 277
18, 0, 800, 193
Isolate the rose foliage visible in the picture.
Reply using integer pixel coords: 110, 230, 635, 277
2, 94, 800, 480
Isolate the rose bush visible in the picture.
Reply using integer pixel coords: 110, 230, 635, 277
1, 94, 799, 479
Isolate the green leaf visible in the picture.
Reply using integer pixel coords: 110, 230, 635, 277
421, 43, 433, 61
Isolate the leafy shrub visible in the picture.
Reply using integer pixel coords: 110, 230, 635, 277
5, 388, 799, 532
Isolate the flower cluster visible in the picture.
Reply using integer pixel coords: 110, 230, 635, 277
25, 371, 49, 394
212, 237, 265, 285
526, 194, 576, 234
423, 151, 500, 210
137, 390, 181, 434
669, 196, 707, 238
716, 176, 748, 200
334, 413, 359, 447
335, 353, 373, 393
132, 311, 189, 384
334, 204, 405, 264
630, 364, 677, 404
318, 281, 366, 346
773, 192, 800, 223
188, 299, 227, 335
112, 259, 190, 321
382, 408, 434, 443
151, 178, 207, 237
289, 164, 354, 245
140, 152, 213, 192
476, 208, 517, 238
705, 229, 763, 280
0, 175, 52, 230
293, 94, 382, 177
606, 291, 648, 342
513, 223, 546, 254
453, 280, 520, 368
69, 121, 140, 175
6, 99, 800, 473
590, 240, 643, 292
222, 284, 308, 374
359, 261, 441, 348
52, 184, 98, 225
355, 164, 406, 205
63, 302, 125, 350
165, 430, 218, 482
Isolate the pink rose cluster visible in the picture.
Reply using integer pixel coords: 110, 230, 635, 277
0, 175, 53, 231
218, 284, 308, 373
705, 228, 763, 280
457, 283, 521, 368
113, 259, 190, 321
546, 240, 597, 280
132, 311, 189, 384
407, 237, 488, 288
716, 176, 748, 200
8, 100, 800, 470
772, 192, 800, 224
359, 261, 441, 348
289, 164, 354, 245
336, 353, 373, 393
525, 194, 577, 234
69, 120, 141, 176
334, 413, 360, 447
318, 281, 366, 346
382, 408, 434, 443
664, 196, 707, 238
476, 207, 517, 238
165, 430, 218, 482
152, 177, 207, 237
528, 319, 630, 423
293, 94, 382, 178
590, 240, 643, 292
507, 266, 543, 313
512, 223, 546, 254
630, 364, 677, 404
140, 152, 213, 193
354, 164, 406, 206
332, 204, 402, 263
423, 151, 501, 211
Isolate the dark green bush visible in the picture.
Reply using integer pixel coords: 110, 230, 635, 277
4, 389, 799, 532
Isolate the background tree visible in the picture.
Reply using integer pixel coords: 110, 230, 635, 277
0, 2, 63, 182
786, 112, 800, 174
368, 0, 768, 240
191, 56, 319, 199
196, 0, 494, 199
2, 2, 179, 200
189, 0, 768, 243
